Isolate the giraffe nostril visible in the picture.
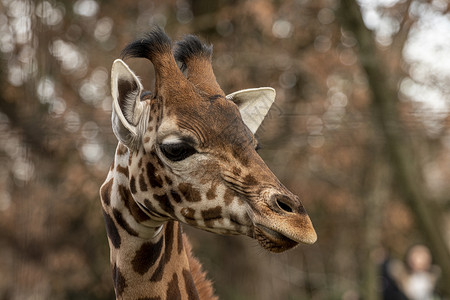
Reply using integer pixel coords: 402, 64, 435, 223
276, 199, 293, 213
273, 195, 295, 213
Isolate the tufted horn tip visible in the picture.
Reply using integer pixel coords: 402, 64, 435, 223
120, 27, 172, 62
174, 35, 213, 72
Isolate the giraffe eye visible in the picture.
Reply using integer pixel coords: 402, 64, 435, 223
160, 142, 197, 162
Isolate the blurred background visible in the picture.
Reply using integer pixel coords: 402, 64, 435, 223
0, 0, 449, 299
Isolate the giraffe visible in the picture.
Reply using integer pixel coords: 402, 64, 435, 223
100, 28, 317, 300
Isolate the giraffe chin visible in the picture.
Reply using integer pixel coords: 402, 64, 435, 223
254, 225, 299, 253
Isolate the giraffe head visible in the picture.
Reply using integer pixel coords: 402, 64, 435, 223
110, 28, 316, 252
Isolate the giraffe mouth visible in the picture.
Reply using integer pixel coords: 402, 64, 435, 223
254, 225, 299, 253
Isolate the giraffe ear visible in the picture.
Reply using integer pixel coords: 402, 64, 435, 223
111, 59, 145, 148
226, 87, 276, 134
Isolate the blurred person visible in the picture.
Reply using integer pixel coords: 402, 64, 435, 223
381, 254, 409, 300
388, 245, 441, 300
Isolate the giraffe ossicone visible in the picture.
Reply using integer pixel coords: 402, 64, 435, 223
101, 27, 316, 299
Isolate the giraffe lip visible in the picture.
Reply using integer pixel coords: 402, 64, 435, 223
254, 225, 298, 253
258, 225, 286, 240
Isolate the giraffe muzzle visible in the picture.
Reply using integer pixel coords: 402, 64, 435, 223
251, 192, 317, 252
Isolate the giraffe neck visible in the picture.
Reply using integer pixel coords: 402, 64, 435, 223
100, 144, 216, 300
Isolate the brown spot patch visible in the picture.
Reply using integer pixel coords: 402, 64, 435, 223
131, 238, 163, 275
201, 206, 222, 227
144, 136, 151, 144
139, 173, 148, 191
119, 184, 150, 222
116, 143, 128, 156
183, 269, 200, 300
147, 162, 163, 188
151, 150, 165, 168
151, 222, 176, 282
166, 273, 181, 300
102, 209, 121, 249
181, 207, 197, 226
153, 193, 175, 217
112, 263, 127, 297
170, 190, 182, 203
165, 176, 173, 185
223, 188, 234, 206
150, 256, 164, 282
178, 183, 201, 202
206, 184, 216, 200
243, 174, 257, 186
177, 223, 183, 254
130, 176, 137, 194
100, 178, 113, 206
116, 164, 129, 178
164, 221, 175, 265
113, 208, 138, 236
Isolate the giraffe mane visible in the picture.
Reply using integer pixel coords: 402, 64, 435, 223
183, 234, 218, 300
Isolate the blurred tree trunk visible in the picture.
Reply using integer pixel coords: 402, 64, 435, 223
337, 0, 450, 296
361, 151, 389, 300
